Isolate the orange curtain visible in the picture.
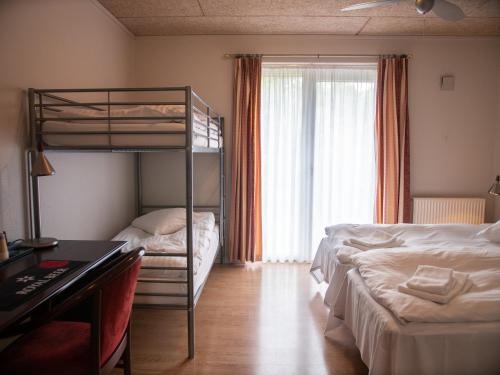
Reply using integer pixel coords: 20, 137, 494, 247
375, 56, 411, 224
229, 56, 263, 263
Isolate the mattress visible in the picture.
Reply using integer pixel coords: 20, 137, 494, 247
114, 225, 219, 306
311, 223, 495, 309
41, 104, 222, 148
327, 269, 500, 375
42, 121, 221, 148
311, 238, 352, 308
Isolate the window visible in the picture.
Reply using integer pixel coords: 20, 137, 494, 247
261, 63, 377, 262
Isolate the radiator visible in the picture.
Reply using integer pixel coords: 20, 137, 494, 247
412, 197, 485, 224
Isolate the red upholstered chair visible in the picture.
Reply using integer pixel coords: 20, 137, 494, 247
0, 248, 143, 375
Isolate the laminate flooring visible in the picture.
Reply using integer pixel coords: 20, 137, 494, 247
123, 263, 368, 375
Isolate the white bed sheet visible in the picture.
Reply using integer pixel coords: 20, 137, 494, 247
46, 104, 220, 129
311, 224, 493, 309
42, 121, 221, 148
133, 227, 219, 306
113, 225, 219, 306
326, 269, 500, 375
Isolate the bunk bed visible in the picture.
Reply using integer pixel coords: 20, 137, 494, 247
27, 87, 225, 359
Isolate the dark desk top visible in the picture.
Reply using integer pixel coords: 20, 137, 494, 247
0, 240, 126, 332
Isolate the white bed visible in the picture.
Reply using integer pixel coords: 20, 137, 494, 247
41, 104, 222, 148
113, 221, 219, 306
312, 223, 500, 374
311, 223, 492, 309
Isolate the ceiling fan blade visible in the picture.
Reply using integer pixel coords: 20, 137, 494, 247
432, 0, 465, 21
477, 0, 491, 8
341, 0, 401, 12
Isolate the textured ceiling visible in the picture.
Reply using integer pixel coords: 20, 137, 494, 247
97, 0, 500, 36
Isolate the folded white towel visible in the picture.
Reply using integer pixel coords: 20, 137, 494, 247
398, 271, 472, 304
406, 265, 454, 295
336, 246, 362, 265
343, 237, 405, 251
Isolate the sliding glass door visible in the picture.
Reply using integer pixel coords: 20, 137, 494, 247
261, 63, 377, 262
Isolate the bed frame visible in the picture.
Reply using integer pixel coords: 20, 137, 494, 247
26, 86, 225, 359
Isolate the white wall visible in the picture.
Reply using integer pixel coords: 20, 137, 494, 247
134, 35, 500, 222
141, 153, 221, 207
0, 0, 136, 240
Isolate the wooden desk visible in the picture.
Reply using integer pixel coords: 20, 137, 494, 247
0, 240, 126, 334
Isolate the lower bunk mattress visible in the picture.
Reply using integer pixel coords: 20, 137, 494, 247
113, 225, 219, 306
326, 269, 500, 375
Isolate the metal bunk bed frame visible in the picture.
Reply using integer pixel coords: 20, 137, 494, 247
27, 86, 226, 359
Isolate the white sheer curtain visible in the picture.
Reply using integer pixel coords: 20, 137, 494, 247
261, 63, 377, 262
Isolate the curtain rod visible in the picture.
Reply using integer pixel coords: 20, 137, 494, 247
223, 53, 412, 59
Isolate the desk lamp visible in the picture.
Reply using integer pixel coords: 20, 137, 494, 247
23, 143, 59, 248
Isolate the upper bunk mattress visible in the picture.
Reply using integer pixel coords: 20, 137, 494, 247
40, 104, 221, 148
42, 121, 221, 148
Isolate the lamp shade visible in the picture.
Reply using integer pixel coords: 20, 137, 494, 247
32, 151, 55, 177
489, 175, 500, 196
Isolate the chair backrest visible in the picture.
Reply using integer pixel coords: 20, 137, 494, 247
99, 249, 142, 365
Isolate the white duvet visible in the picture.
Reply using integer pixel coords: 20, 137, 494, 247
310, 223, 495, 307
43, 104, 221, 148
349, 247, 500, 324
313, 223, 493, 283
325, 223, 491, 247
112, 224, 213, 275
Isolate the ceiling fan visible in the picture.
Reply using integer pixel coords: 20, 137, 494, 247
341, 0, 466, 21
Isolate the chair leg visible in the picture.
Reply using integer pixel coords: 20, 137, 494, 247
91, 291, 102, 375
123, 322, 132, 375
188, 308, 194, 359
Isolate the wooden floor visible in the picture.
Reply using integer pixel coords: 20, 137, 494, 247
122, 263, 368, 375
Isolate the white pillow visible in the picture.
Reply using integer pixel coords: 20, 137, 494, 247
132, 208, 186, 235
476, 220, 500, 243
131, 208, 215, 235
